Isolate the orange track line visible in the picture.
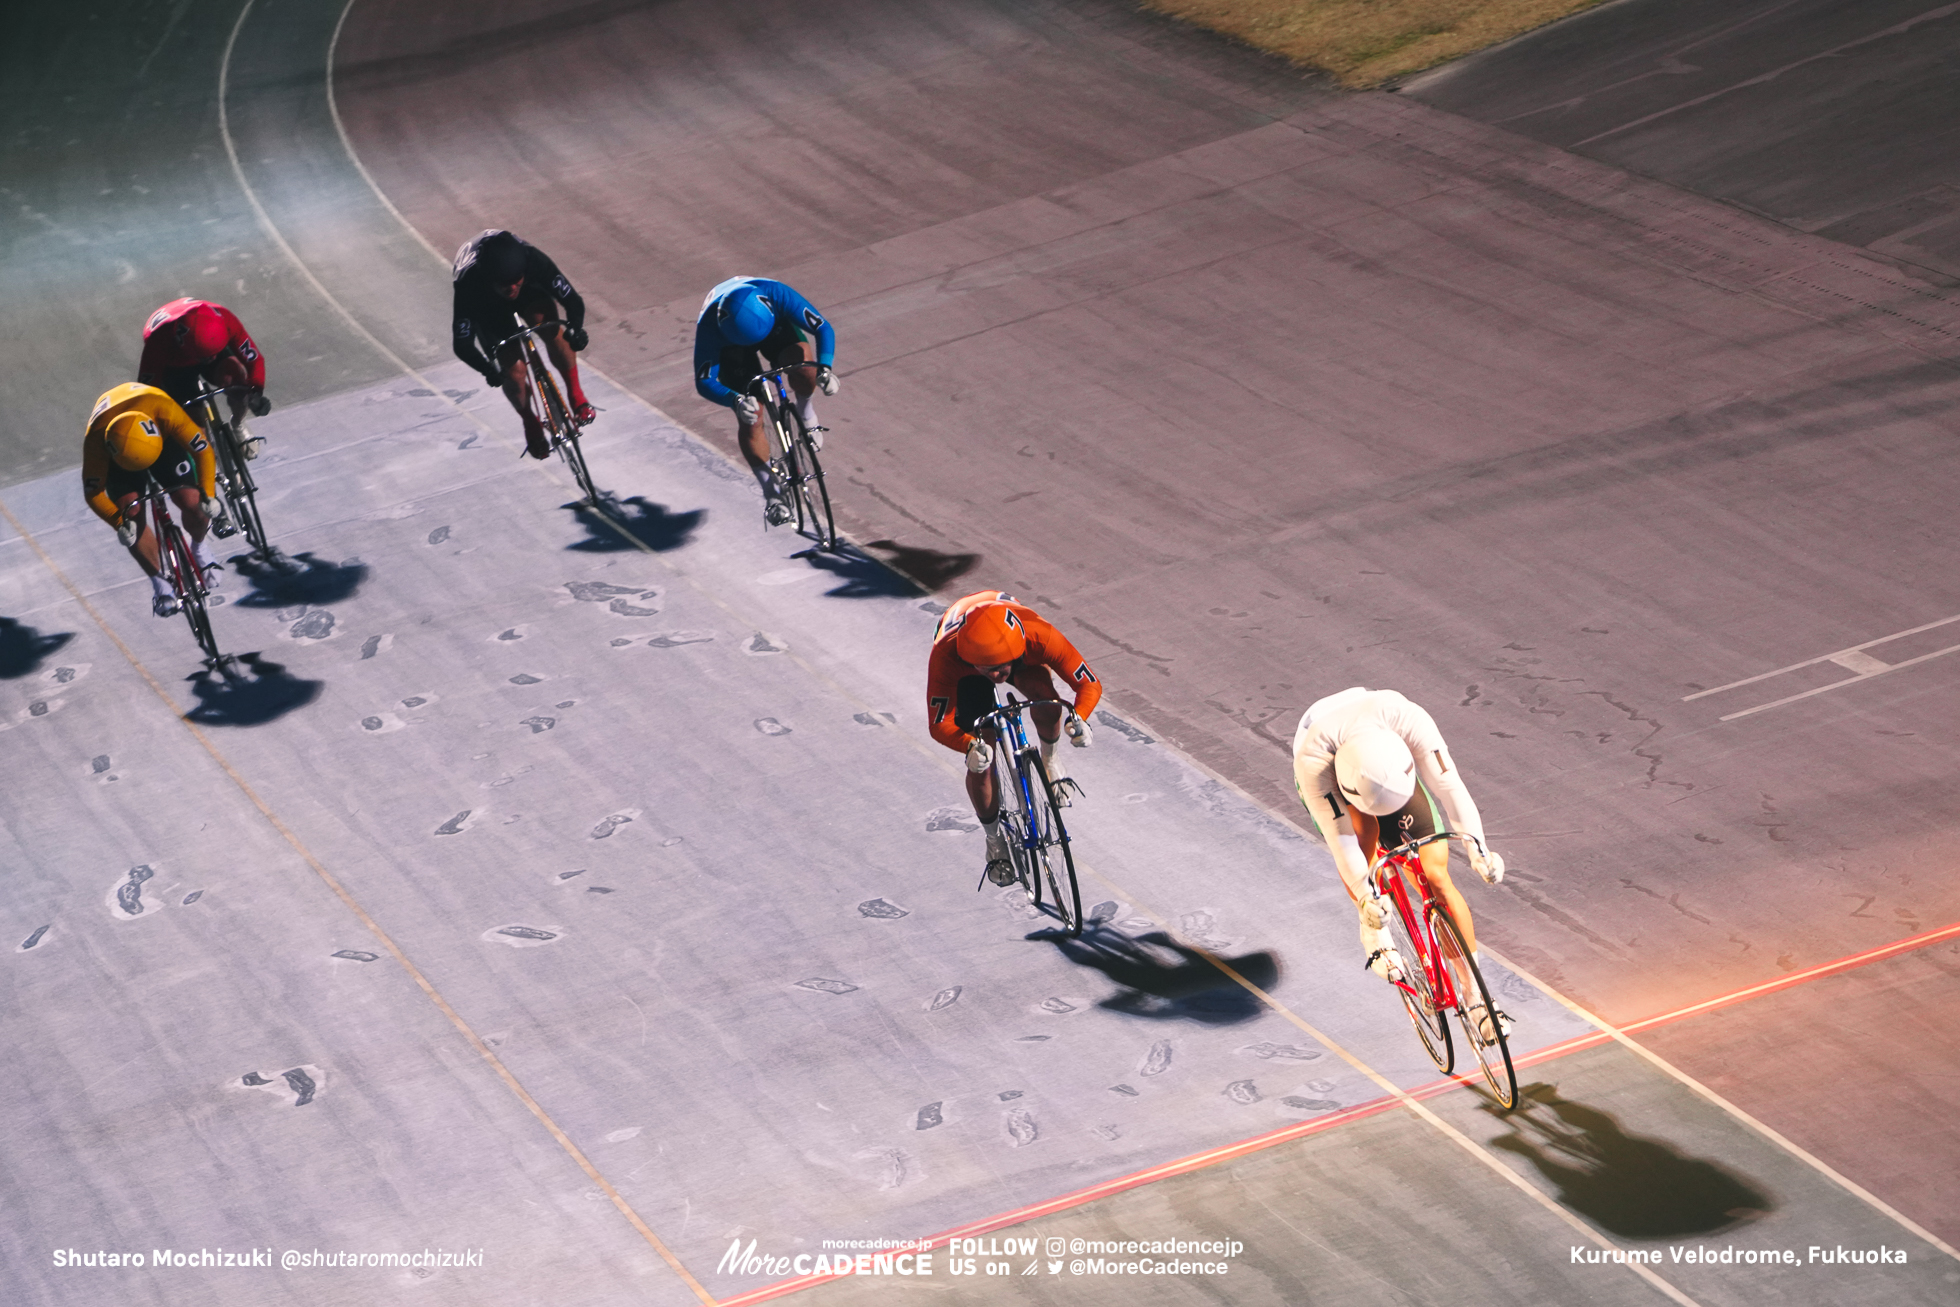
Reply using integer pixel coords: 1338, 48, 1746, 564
711, 918, 1960, 1304
1621, 919, 1960, 1035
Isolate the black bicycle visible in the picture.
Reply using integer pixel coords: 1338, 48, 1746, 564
181, 380, 277, 563
125, 471, 231, 670
746, 363, 837, 555
972, 692, 1084, 937
493, 323, 599, 503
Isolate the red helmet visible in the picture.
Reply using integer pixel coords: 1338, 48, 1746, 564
145, 300, 228, 362
955, 602, 1027, 667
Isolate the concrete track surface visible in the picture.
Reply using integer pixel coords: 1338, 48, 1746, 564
1406, 0, 1960, 282
2, 0, 1957, 1304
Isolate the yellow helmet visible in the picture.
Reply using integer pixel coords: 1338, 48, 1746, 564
105, 412, 163, 471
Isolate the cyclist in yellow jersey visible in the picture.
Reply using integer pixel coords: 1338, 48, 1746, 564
81, 384, 223, 617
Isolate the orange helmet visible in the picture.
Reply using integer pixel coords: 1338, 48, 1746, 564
105, 412, 163, 471
955, 602, 1027, 666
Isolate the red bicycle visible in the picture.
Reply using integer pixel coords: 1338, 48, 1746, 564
124, 470, 231, 672
1368, 831, 1517, 1108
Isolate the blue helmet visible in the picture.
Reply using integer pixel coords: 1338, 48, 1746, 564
716, 285, 775, 347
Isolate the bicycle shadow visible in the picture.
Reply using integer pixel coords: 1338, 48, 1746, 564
1051, 928, 1276, 1025
0, 618, 75, 679
862, 539, 979, 591
182, 653, 323, 727
1483, 1084, 1774, 1237
231, 553, 370, 609
566, 496, 704, 553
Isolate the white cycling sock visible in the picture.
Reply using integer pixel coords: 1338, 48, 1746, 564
193, 538, 217, 569
797, 396, 818, 427
752, 465, 778, 498
150, 574, 172, 598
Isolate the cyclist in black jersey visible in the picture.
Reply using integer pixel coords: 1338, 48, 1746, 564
452, 230, 594, 459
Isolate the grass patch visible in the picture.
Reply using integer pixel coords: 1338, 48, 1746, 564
1142, 0, 1609, 88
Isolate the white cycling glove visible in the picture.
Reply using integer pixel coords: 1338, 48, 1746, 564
1470, 847, 1506, 885
115, 517, 140, 549
965, 739, 993, 775
817, 367, 839, 397
1065, 713, 1092, 748
734, 395, 759, 426
1359, 894, 1391, 930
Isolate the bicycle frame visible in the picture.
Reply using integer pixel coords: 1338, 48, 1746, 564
1367, 829, 1517, 1107
127, 471, 225, 668
491, 323, 599, 502
179, 380, 267, 558
1368, 833, 1466, 1009
744, 363, 837, 554
973, 694, 1052, 849
968, 689, 1083, 935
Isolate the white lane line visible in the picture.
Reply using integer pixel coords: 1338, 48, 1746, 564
1716, 639, 1960, 721
325, 0, 451, 268
1083, 862, 1707, 1307
1685, 615, 1960, 705
221, 1, 428, 384
313, 7, 1948, 1274
218, 7, 715, 1300
1569, 3, 1960, 150
1830, 649, 1892, 676
1491, 951, 1960, 1262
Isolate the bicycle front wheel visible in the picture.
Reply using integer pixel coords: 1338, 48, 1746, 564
533, 351, 598, 503
212, 418, 272, 557
779, 406, 836, 550
1021, 751, 1083, 937
161, 521, 222, 665
1432, 908, 1516, 1109
1383, 879, 1452, 1074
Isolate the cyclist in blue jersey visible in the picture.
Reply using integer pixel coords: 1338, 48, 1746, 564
694, 277, 838, 524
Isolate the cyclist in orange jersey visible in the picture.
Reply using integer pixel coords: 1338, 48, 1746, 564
927, 591, 1101, 884
81, 384, 222, 617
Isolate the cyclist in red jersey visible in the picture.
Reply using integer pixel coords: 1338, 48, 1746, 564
927, 591, 1101, 884
138, 299, 271, 456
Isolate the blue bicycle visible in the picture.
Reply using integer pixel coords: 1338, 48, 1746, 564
972, 692, 1084, 936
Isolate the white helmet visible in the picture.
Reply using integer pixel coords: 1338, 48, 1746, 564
1334, 728, 1416, 816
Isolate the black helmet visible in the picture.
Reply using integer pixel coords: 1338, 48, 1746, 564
479, 236, 528, 287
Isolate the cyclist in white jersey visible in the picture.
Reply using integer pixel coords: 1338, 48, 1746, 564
1292, 687, 1510, 1042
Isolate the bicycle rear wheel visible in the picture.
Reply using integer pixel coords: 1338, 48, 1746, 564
1021, 750, 1083, 937
161, 520, 222, 665
211, 417, 272, 558
1382, 875, 1452, 1074
1431, 908, 1516, 1109
778, 405, 837, 550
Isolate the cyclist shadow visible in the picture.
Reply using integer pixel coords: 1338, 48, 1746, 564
230, 553, 369, 609
799, 546, 925, 599
566, 496, 704, 553
182, 653, 323, 727
1484, 1084, 1774, 1237
1050, 928, 1276, 1025
861, 539, 979, 591
0, 618, 75, 678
